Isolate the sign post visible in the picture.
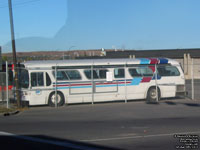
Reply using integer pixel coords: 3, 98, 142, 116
8, 0, 21, 108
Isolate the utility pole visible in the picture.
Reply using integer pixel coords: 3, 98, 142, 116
8, 0, 21, 108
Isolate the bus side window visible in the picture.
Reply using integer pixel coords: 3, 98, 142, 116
31, 72, 44, 87
52, 71, 69, 80
99, 69, 108, 79
92, 70, 99, 79
114, 68, 125, 78
65, 70, 81, 80
140, 67, 153, 77
84, 69, 108, 79
129, 67, 153, 77
38, 73, 44, 86
31, 73, 37, 87
46, 73, 51, 86
84, 70, 98, 79
129, 68, 142, 77
157, 65, 180, 76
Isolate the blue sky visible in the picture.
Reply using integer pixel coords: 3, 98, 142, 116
0, 0, 200, 52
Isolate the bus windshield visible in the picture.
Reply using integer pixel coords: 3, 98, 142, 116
19, 69, 29, 89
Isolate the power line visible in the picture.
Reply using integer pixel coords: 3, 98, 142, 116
0, 0, 40, 9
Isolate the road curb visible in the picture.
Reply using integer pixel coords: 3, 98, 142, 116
3, 110, 20, 116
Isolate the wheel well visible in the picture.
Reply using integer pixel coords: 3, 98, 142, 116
146, 86, 161, 99
48, 91, 65, 104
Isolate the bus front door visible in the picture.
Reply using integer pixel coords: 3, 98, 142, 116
29, 72, 47, 105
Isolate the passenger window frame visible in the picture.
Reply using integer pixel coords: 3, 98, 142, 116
128, 67, 153, 77
65, 70, 82, 80
31, 72, 44, 87
114, 68, 125, 78
84, 69, 108, 80
46, 72, 52, 86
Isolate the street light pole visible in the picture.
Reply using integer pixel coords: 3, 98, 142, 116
8, 0, 21, 108
69, 46, 75, 59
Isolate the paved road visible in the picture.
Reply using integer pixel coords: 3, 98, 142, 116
0, 99, 200, 150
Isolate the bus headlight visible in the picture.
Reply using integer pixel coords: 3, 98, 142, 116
21, 91, 28, 96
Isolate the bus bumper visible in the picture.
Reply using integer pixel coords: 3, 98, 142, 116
176, 91, 188, 97
176, 84, 187, 97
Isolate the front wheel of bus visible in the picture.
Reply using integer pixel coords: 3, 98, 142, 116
146, 87, 160, 103
48, 92, 65, 107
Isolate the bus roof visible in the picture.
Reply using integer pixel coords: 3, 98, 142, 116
22, 58, 179, 69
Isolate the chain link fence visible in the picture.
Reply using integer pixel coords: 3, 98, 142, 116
0, 59, 200, 108
0, 64, 14, 109
0, 72, 6, 101
0, 72, 10, 108
185, 62, 200, 100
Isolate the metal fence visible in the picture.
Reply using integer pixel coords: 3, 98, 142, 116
0, 62, 14, 109
0, 72, 6, 101
185, 62, 200, 100
1, 60, 200, 108
0, 72, 10, 108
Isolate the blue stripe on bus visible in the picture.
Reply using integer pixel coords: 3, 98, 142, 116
130, 78, 142, 85
139, 58, 150, 64
96, 84, 118, 88
152, 75, 161, 80
159, 58, 168, 64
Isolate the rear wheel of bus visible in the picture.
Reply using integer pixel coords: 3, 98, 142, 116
48, 91, 65, 107
146, 87, 160, 103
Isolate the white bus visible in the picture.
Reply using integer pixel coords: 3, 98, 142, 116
18, 58, 186, 106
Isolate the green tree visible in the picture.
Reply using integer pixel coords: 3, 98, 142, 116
2, 56, 8, 62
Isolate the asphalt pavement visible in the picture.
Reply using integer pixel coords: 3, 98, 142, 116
0, 98, 200, 150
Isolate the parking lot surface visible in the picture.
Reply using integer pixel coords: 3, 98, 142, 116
0, 98, 200, 150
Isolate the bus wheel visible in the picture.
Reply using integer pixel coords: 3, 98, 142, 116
48, 91, 65, 107
146, 87, 160, 103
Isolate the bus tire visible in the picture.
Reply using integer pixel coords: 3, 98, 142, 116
146, 87, 160, 103
48, 91, 65, 107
